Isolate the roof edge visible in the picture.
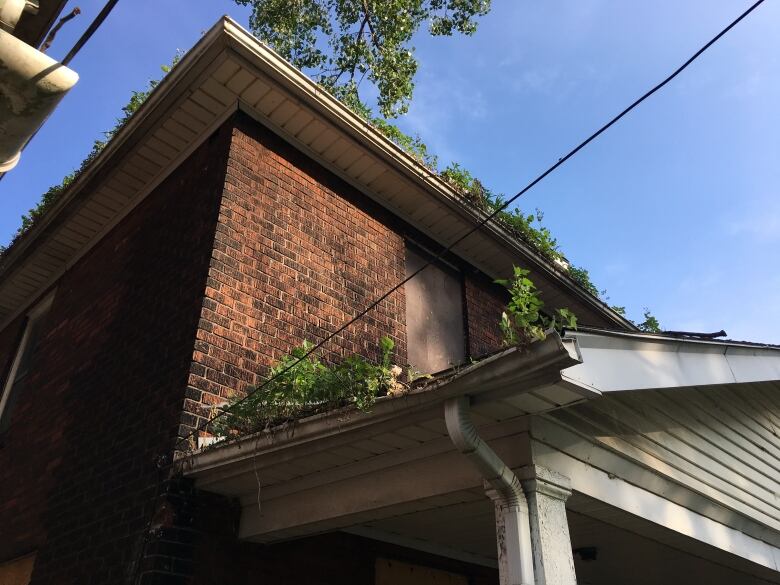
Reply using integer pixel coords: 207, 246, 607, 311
0, 15, 635, 331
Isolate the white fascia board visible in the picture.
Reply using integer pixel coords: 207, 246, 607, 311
562, 330, 780, 392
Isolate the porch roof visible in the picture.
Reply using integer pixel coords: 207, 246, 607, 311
183, 332, 587, 510
183, 329, 780, 577
563, 327, 780, 393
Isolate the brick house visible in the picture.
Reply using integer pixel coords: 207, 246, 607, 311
1, 16, 780, 585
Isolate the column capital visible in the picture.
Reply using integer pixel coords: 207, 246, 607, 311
518, 465, 572, 501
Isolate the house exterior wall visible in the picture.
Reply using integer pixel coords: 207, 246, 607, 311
465, 273, 506, 359
0, 112, 512, 583
0, 123, 232, 584
180, 113, 510, 439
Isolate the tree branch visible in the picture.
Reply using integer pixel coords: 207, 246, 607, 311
361, 0, 381, 49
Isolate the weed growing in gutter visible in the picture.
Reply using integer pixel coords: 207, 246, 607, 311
496, 266, 578, 345
210, 336, 404, 438
209, 267, 578, 441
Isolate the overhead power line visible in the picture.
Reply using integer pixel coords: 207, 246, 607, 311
175, 0, 766, 450
62, 0, 120, 66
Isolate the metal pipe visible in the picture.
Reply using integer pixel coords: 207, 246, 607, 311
444, 396, 535, 585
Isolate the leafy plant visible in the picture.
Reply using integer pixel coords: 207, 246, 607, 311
567, 265, 600, 298
405, 365, 433, 385
210, 336, 402, 437
637, 308, 661, 333
371, 116, 438, 168
496, 266, 577, 346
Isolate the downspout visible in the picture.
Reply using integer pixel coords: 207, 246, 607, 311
444, 395, 535, 585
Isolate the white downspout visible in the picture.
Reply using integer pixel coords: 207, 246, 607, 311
444, 395, 535, 585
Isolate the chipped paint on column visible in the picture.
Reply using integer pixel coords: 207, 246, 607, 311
520, 465, 577, 585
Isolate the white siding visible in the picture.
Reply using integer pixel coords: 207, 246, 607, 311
537, 381, 780, 537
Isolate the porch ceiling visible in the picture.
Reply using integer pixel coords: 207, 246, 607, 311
347, 494, 780, 584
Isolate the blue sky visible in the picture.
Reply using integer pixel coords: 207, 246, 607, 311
1, 0, 778, 342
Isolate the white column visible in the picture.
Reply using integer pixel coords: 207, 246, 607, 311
519, 465, 577, 585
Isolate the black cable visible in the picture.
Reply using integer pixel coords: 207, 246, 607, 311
61, 0, 120, 66
174, 0, 766, 451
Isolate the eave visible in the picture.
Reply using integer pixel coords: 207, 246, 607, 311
182, 328, 780, 571
564, 327, 780, 392
0, 16, 636, 332
183, 333, 588, 542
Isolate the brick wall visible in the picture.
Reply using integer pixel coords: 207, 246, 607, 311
182, 113, 509, 438
0, 110, 510, 583
181, 113, 409, 437
0, 124, 232, 584
465, 273, 507, 359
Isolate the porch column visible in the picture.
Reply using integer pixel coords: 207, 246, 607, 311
519, 465, 577, 585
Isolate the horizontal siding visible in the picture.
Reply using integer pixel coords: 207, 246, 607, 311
542, 382, 780, 532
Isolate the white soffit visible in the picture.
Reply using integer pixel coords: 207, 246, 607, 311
0, 16, 633, 333
563, 329, 780, 392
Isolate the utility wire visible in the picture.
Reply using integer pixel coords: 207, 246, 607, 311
61, 0, 120, 66
175, 0, 766, 451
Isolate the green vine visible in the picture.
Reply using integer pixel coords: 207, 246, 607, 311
637, 308, 661, 333
496, 266, 577, 345
210, 336, 404, 437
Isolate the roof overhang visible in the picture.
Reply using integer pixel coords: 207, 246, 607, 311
0, 15, 634, 332
183, 333, 588, 540
183, 328, 780, 548
563, 328, 780, 392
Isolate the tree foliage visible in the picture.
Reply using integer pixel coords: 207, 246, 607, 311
234, 0, 491, 117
